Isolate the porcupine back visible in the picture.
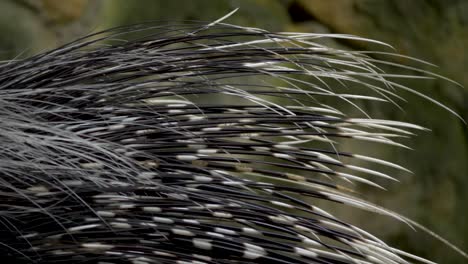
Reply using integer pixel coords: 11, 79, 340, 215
0, 19, 466, 264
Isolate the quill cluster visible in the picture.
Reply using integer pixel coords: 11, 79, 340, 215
0, 20, 464, 264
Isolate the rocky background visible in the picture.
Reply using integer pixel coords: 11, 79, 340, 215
0, 0, 466, 263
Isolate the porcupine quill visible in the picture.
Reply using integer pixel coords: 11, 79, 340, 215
1, 10, 467, 264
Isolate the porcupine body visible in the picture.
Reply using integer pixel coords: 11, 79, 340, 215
0, 19, 465, 264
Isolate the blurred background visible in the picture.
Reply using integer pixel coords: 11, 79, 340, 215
1, 0, 466, 263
